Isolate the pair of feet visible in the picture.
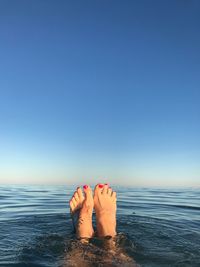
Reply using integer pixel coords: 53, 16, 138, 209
69, 183, 117, 239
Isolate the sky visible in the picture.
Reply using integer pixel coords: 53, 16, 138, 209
0, 0, 199, 187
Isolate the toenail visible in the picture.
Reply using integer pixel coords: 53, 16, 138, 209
105, 183, 108, 186
83, 185, 88, 189
98, 184, 104, 188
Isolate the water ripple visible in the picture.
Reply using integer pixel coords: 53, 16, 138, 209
0, 186, 199, 267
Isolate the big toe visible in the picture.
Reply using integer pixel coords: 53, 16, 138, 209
94, 183, 104, 198
83, 185, 93, 204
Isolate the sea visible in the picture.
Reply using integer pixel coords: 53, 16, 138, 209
0, 185, 199, 267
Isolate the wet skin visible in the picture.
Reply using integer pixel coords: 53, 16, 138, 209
69, 184, 117, 238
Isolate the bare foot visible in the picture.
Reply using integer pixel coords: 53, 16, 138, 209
94, 183, 117, 237
69, 185, 94, 239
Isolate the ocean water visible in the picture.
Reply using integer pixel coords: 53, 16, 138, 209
0, 185, 199, 267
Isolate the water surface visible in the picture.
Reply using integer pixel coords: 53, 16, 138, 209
0, 185, 199, 266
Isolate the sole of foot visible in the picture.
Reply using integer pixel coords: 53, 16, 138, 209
94, 183, 117, 237
70, 185, 94, 239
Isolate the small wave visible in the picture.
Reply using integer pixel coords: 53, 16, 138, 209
0, 195, 8, 199
170, 204, 200, 211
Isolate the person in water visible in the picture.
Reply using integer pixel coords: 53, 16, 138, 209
69, 183, 117, 239
68, 183, 138, 267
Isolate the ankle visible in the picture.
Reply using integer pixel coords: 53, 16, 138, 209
96, 212, 116, 237
77, 228, 94, 239
96, 222, 116, 237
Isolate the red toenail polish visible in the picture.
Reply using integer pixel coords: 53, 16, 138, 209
105, 183, 108, 186
98, 184, 104, 188
83, 185, 88, 189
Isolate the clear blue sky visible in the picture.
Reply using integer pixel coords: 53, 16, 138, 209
0, 1, 199, 186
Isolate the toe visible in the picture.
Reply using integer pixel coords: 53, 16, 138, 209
83, 185, 92, 199
108, 187, 112, 196
77, 187, 85, 202
111, 191, 117, 201
72, 197, 77, 207
94, 183, 104, 197
74, 192, 79, 202
103, 183, 109, 195
69, 200, 75, 212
